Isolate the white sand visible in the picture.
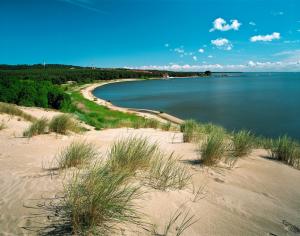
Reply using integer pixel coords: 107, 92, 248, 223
0, 107, 300, 235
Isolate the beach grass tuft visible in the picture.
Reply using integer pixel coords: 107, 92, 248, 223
147, 153, 191, 190
57, 140, 98, 168
23, 117, 48, 137
161, 122, 172, 131
108, 137, 158, 174
231, 130, 254, 157
0, 102, 36, 122
0, 121, 6, 130
271, 135, 300, 168
49, 114, 82, 134
181, 119, 199, 143
63, 162, 142, 234
200, 130, 227, 166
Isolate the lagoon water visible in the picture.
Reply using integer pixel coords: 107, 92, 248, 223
93, 73, 300, 140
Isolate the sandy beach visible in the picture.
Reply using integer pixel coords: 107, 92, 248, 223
80, 79, 184, 125
1, 106, 300, 235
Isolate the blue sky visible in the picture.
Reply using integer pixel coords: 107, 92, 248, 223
0, 0, 300, 71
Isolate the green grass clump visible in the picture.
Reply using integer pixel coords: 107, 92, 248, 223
200, 131, 227, 166
180, 120, 199, 143
57, 140, 98, 169
49, 114, 82, 134
0, 102, 36, 122
64, 163, 142, 234
23, 117, 48, 137
271, 135, 300, 168
147, 153, 191, 190
198, 122, 226, 135
0, 121, 6, 130
108, 137, 158, 174
161, 122, 172, 131
144, 119, 160, 129
231, 130, 254, 157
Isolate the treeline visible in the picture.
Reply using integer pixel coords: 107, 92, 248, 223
0, 64, 209, 84
0, 64, 210, 109
0, 77, 69, 109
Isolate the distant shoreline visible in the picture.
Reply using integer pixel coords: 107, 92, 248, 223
80, 78, 184, 125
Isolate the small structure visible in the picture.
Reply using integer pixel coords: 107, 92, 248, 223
163, 73, 170, 79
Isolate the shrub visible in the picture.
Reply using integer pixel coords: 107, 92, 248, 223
0, 121, 6, 130
200, 131, 227, 166
49, 114, 81, 134
63, 163, 142, 234
180, 120, 199, 143
231, 130, 254, 157
147, 153, 191, 190
108, 137, 158, 174
57, 140, 98, 168
0, 102, 35, 122
23, 117, 48, 137
271, 135, 300, 168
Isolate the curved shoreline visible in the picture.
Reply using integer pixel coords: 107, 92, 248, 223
80, 79, 184, 125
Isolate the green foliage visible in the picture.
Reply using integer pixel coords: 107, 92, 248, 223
200, 131, 227, 166
161, 122, 172, 131
147, 153, 191, 190
108, 137, 158, 174
57, 140, 98, 169
271, 135, 300, 168
64, 163, 142, 234
144, 118, 160, 129
0, 121, 6, 130
23, 117, 48, 137
231, 130, 254, 157
0, 102, 36, 122
0, 78, 69, 109
68, 91, 147, 130
49, 114, 82, 134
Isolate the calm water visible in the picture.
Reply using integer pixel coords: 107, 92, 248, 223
93, 73, 300, 139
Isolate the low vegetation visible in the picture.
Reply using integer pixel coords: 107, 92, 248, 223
23, 117, 48, 137
57, 140, 98, 169
271, 135, 300, 168
0, 102, 36, 121
147, 153, 191, 190
181, 120, 200, 142
200, 130, 228, 166
0, 121, 6, 130
108, 137, 158, 174
231, 130, 254, 157
49, 114, 82, 134
63, 163, 142, 234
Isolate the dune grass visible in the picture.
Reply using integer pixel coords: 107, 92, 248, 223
57, 140, 98, 169
231, 130, 254, 157
180, 120, 200, 143
63, 163, 142, 234
108, 137, 158, 174
147, 153, 191, 191
144, 119, 160, 129
200, 130, 228, 166
49, 114, 82, 134
161, 122, 172, 131
0, 121, 6, 130
23, 117, 48, 137
271, 135, 300, 168
0, 102, 36, 122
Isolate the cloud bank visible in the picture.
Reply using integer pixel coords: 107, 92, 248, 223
250, 32, 281, 42
211, 38, 232, 50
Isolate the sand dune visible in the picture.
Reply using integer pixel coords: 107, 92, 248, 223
0, 108, 300, 235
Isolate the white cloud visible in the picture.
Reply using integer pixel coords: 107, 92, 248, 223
174, 48, 185, 54
126, 60, 300, 72
211, 38, 232, 50
192, 56, 198, 61
250, 32, 280, 42
249, 21, 256, 26
209, 18, 241, 32
164, 43, 169, 47
198, 48, 204, 53
208, 55, 213, 58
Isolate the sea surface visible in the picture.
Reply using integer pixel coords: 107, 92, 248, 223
93, 73, 300, 140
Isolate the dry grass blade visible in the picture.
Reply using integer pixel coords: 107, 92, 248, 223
57, 140, 98, 169
23, 117, 48, 137
147, 153, 192, 191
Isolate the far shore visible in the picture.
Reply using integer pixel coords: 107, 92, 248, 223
80, 78, 184, 125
